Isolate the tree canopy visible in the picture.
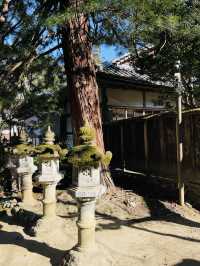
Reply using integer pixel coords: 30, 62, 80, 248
0, 0, 200, 132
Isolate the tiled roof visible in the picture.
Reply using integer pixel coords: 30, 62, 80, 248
98, 63, 174, 90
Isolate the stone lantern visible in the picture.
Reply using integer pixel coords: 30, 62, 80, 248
17, 156, 37, 205
61, 123, 112, 266
34, 126, 63, 234
67, 122, 109, 252
38, 159, 62, 218
72, 166, 106, 251
15, 129, 37, 205
62, 166, 108, 266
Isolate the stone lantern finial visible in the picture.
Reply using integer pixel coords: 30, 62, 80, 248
44, 126, 55, 144
20, 128, 28, 144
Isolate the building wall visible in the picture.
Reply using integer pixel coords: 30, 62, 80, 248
106, 87, 164, 108
145, 91, 164, 108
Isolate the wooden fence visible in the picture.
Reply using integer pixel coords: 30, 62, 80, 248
103, 109, 200, 205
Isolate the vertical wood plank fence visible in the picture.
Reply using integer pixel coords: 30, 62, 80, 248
103, 110, 200, 205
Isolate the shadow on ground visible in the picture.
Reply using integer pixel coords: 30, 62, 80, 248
57, 199, 76, 206
95, 170, 200, 244
175, 259, 200, 265
96, 210, 200, 244
0, 229, 65, 266
0, 208, 41, 236
112, 170, 200, 227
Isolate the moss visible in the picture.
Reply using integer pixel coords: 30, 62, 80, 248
79, 121, 96, 144
5, 129, 33, 157
102, 151, 112, 167
68, 144, 102, 168
34, 143, 68, 161
12, 144, 34, 156
67, 122, 112, 168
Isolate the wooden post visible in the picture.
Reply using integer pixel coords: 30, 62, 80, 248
175, 60, 185, 206
176, 95, 184, 206
144, 120, 148, 173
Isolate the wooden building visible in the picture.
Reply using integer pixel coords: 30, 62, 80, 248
97, 54, 174, 122
63, 54, 175, 145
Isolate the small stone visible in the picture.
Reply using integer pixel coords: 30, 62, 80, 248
186, 202, 192, 208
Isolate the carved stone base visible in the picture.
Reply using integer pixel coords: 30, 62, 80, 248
61, 245, 113, 266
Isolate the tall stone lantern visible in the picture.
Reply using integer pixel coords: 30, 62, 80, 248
13, 129, 37, 206
62, 122, 112, 265
73, 167, 106, 251
17, 156, 37, 205
33, 126, 66, 235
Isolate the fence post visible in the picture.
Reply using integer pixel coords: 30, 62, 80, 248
144, 120, 149, 173
176, 96, 185, 206
175, 60, 185, 206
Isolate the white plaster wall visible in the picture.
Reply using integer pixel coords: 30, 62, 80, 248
145, 91, 164, 107
107, 88, 143, 107
107, 88, 165, 108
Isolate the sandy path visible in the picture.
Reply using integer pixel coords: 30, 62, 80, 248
1, 191, 200, 266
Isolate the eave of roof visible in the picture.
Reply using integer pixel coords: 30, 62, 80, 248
97, 71, 174, 93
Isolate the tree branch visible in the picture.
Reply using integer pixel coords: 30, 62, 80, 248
38, 43, 62, 57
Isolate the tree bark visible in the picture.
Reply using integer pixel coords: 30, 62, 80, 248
61, 6, 104, 151
60, 1, 114, 188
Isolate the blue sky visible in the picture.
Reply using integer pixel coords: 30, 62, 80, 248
5, 29, 126, 64
100, 44, 127, 63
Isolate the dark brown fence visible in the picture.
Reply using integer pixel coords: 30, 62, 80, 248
103, 110, 200, 204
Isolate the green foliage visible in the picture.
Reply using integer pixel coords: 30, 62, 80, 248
79, 121, 96, 143
102, 151, 112, 166
126, 0, 200, 106
68, 144, 102, 168
67, 122, 112, 168
44, 0, 200, 108
12, 144, 34, 157
1, 0, 200, 139
34, 143, 68, 161
0, 0, 66, 132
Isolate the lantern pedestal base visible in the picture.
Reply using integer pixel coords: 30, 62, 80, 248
33, 216, 65, 236
61, 244, 113, 266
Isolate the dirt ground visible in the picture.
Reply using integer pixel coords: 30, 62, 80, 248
1, 186, 200, 266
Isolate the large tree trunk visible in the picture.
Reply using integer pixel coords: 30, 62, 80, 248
61, 1, 114, 188
61, 8, 104, 151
